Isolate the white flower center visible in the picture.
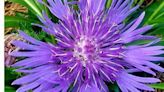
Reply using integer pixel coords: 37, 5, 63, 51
73, 36, 98, 67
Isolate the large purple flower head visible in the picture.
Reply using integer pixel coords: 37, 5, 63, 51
10, 0, 164, 92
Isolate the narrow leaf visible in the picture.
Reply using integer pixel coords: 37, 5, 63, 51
149, 83, 164, 90
5, 16, 31, 27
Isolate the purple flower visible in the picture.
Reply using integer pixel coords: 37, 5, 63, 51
10, 0, 164, 92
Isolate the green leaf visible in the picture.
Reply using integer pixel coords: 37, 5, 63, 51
106, 0, 112, 9
33, 0, 45, 11
5, 86, 15, 92
149, 83, 164, 90
5, 16, 32, 27
158, 41, 164, 46
148, 17, 164, 24
148, 26, 164, 40
141, 0, 164, 45
143, 0, 164, 25
5, 67, 21, 83
23, 0, 42, 17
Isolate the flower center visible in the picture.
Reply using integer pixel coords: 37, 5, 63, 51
74, 36, 98, 67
